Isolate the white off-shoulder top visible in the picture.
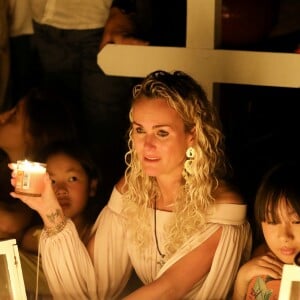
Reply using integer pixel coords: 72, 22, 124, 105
40, 187, 252, 300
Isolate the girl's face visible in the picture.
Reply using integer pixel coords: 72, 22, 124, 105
131, 97, 194, 180
46, 153, 96, 223
0, 99, 28, 156
262, 198, 300, 264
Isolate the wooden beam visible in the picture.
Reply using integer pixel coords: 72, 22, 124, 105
97, 0, 300, 102
98, 45, 300, 100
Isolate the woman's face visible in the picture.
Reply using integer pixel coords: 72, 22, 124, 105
131, 97, 194, 180
0, 99, 28, 157
262, 198, 300, 264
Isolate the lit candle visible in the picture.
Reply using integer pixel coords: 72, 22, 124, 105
14, 160, 47, 197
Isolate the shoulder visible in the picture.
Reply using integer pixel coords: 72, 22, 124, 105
115, 176, 127, 194
248, 275, 280, 299
106, 177, 127, 213
214, 180, 244, 205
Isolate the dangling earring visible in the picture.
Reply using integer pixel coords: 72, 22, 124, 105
186, 147, 195, 159
184, 146, 195, 175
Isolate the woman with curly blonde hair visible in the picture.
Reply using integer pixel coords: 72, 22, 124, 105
11, 70, 252, 299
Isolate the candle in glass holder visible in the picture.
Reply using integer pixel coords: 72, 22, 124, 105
14, 160, 47, 196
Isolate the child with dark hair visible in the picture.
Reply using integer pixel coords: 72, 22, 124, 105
233, 161, 300, 299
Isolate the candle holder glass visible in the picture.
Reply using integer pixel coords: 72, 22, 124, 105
14, 160, 46, 197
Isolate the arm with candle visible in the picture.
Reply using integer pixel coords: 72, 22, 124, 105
9, 165, 98, 298
9, 165, 131, 299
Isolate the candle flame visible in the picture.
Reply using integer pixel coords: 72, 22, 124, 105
17, 160, 46, 173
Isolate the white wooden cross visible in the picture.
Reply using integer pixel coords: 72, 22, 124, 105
98, 0, 300, 103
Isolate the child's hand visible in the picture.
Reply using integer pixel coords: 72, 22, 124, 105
240, 252, 283, 281
233, 252, 283, 299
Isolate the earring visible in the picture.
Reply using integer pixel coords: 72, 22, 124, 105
184, 147, 195, 175
186, 147, 195, 159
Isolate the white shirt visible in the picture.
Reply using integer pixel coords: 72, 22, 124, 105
40, 187, 252, 300
8, 0, 33, 36
30, 0, 113, 30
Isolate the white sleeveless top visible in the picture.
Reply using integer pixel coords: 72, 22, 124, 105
30, 0, 113, 29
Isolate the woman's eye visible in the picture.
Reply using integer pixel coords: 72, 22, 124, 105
135, 127, 145, 134
68, 176, 78, 182
157, 130, 169, 137
50, 179, 56, 185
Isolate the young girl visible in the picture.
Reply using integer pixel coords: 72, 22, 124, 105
233, 161, 300, 299
20, 141, 101, 299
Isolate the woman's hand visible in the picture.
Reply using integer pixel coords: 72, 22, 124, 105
9, 163, 64, 228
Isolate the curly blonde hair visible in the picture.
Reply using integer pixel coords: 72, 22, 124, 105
123, 70, 229, 257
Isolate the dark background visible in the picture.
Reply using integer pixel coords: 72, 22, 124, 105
216, 0, 300, 242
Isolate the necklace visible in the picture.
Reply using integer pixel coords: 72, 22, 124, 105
154, 199, 165, 267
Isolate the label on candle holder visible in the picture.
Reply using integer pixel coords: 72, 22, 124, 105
16, 170, 31, 190
14, 160, 46, 197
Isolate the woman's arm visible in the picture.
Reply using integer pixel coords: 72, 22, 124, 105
11, 170, 132, 299
9, 168, 98, 298
124, 227, 222, 300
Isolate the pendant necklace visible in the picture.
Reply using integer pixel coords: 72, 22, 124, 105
154, 199, 166, 267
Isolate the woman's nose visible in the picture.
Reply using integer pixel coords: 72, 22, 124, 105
144, 134, 156, 148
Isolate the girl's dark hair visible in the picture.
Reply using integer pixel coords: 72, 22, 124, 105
40, 141, 102, 225
254, 161, 300, 239
24, 87, 82, 160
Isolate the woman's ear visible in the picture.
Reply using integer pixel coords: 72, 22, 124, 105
89, 179, 98, 197
187, 126, 196, 146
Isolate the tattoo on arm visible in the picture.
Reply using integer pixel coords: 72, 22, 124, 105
46, 209, 63, 224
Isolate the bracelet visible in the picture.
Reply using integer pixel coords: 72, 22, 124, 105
44, 218, 67, 237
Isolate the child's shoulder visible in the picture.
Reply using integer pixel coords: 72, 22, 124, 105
247, 275, 281, 299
